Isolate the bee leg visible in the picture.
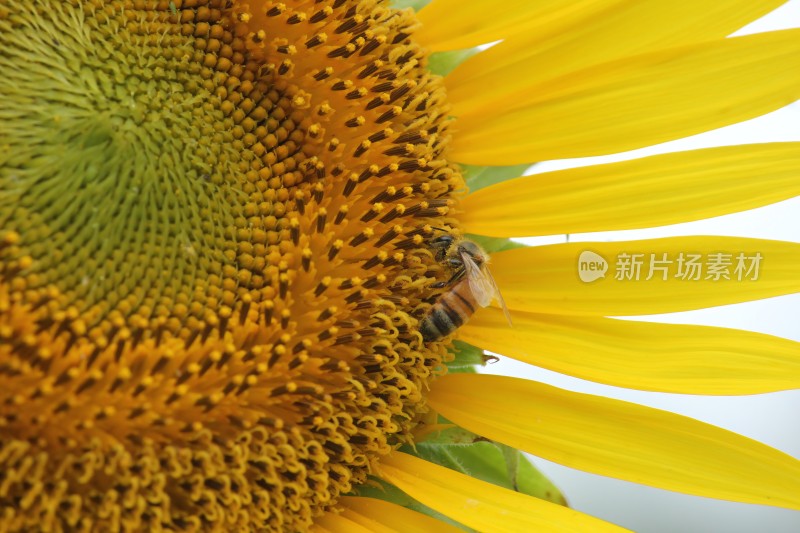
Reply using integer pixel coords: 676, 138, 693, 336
431, 266, 465, 288
430, 234, 453, 261
446, 257, 462, 268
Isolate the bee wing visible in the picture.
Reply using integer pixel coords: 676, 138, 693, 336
461, 250, 494, 307
460, 249, 513, 326
484, 264, 513, 327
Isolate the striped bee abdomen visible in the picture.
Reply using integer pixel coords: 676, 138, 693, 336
420, 279, 478, 342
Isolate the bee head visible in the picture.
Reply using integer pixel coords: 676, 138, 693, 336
456, 240, 488, 266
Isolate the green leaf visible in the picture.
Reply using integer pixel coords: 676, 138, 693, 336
351, 477, 472, 531
517, 451, 569, 506
408, 426, 568, 505
462, 163, 532, 193
355, 426, 566, 528
418, 424, 481, 445
427, 49, 480, 77
446, 341, 491, 373
391, 0, 431, 11
465, 234, 526, 254
501, 444, 521, 490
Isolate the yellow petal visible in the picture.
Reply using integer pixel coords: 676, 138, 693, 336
449, 29, 800, 165
461, 143, 800, 237
428, 374, 800, 509
339, 496, 463, 533
460, 307, 800, 394
447, 0, 788, 109
311, 510, 381, 533
415, 0, 597, 52
379, 452, 628, 533
490, 237, 800, 316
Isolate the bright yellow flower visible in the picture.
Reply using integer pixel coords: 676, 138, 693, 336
1, 0, 799, 531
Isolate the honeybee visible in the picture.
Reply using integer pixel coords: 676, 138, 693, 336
420, 235, 512, 342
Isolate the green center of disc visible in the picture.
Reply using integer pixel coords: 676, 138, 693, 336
0, 2, 252, 335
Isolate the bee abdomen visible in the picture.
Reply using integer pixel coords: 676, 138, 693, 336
420, 283, 476, 342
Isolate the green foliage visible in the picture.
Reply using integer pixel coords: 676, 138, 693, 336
350, 424, 567, 529
351, 424, 566, 530
427, 49, 479, 76
516, 450, 569, 506
466, 234, 526, 254
446, 341, 487, 373
462, 163, 532, 193
351, 477, 471, 531
391, 0, 431, 11
410, 426, 567, 506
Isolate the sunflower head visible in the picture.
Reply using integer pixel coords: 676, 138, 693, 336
0, 0, 463, 529
6, 1, 800, 531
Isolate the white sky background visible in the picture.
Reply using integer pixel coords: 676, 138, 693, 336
481, 2, 800, 531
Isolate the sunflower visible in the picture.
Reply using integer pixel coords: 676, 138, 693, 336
1, 0, 800, 531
